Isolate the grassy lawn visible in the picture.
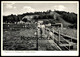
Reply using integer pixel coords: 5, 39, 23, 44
3, 24, 37, 50
61, 28, 77, 38
51, 27, 77, 38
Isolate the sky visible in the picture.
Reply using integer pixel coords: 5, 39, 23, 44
2, 1, 78, 16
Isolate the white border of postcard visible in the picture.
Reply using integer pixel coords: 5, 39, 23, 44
1, 1, 79, 56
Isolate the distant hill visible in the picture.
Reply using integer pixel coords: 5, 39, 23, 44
3, 10, 77, 28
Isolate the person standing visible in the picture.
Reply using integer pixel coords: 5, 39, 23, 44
40, 24, 45, 37
47, 29, 54, 41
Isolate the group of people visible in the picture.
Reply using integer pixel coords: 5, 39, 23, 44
37, 23, 45, 37
34, 22, 54, 40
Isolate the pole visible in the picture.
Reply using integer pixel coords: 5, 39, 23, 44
53, 29, 54, 42
69, 42, 70, 51
61, 23, 63, 33
37, 22, 38, 50
59, 29, 60, 44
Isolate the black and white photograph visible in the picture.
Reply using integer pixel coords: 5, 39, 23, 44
1, 1, 79, 56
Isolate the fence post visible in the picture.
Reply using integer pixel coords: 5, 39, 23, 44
59, 29, 60, 44
52, 28, 54, 42
61, 23, 63, 33
69, 42, 70, 51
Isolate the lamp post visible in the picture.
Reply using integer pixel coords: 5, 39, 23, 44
37, 22, 39, 50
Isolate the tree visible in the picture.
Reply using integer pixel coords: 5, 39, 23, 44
3, 16, 7, 23
22, 18, 28, 22
55, 10, 77, 24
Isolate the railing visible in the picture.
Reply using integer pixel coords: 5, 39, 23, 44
45, 28, 76, 50
45, 28, 62, 50
54, 31, 77, 43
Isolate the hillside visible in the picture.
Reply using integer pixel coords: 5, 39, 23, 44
49, 11, 73, 27
54, 10, 77, 28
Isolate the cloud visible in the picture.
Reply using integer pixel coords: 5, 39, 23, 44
53, 5, 66, 11
3, 6, 36, 16
5, 3, 16, 9
3, 11, 17, 16
21, 6, 36, 13
3, 3, 17, 16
